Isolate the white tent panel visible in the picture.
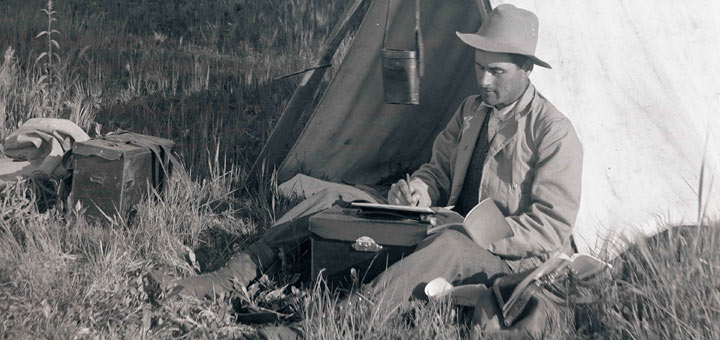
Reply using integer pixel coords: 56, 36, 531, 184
493, 0, 720, 254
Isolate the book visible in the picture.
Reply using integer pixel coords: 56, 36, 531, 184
428, 198, 514, 248
496, 252, 611, 326
348, 201, 435, 215
425, 252, 611, 327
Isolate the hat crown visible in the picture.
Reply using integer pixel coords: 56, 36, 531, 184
477, 4, 539, 55
455, 4, 551, 68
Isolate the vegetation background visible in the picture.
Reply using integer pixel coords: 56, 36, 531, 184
1, 0, 718, 338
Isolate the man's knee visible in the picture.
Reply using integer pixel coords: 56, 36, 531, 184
420, 228, 474, 250
299, 187, 368, 209
315, 187, 376, 204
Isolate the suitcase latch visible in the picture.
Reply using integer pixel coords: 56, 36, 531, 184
353, 236, 383, 252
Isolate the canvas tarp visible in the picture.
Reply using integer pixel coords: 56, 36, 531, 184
263, 0, 720, 255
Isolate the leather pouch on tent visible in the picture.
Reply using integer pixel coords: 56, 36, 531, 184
70, 132, 175, 224
308, 204, 432, 289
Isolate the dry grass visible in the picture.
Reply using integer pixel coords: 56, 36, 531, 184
5, 170, 717, 338
1, 0, 719, 339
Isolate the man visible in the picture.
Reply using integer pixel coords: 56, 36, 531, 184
164, 4, 582, 313
366, 4, 582, 312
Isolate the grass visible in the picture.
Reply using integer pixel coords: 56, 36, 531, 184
0, 0, 351, 177
1, 0, 719, 339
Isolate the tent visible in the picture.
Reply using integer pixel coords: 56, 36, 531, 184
255, 0, 720, 255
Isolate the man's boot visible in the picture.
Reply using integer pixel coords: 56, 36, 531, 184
154, 242, 277, 299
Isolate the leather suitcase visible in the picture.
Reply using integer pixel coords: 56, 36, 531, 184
308, 205, 431, 289
70, 132, 174, 223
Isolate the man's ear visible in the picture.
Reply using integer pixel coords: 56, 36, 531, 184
522, 59, 534, 74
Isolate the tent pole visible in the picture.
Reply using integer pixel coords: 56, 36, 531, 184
477, 0, 492, 20
250, 0, 372, 184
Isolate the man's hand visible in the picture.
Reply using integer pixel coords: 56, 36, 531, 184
388, 177, 432, 207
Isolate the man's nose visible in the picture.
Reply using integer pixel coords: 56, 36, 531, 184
478, 70, 493, 87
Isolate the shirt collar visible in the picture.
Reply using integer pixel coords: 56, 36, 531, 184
479, 82, 535, 121
481, 99, 518, 121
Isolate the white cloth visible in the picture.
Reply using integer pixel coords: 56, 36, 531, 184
1, 118, 89, 181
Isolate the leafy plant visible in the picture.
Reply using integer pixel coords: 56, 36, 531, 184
35, 0, 62, 114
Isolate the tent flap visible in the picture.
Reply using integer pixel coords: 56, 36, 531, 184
278, 0, 482, 185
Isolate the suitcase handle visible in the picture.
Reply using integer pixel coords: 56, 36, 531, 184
89, 174, 105, 184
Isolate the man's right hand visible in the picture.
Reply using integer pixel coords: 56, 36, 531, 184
388, 177, 432, 207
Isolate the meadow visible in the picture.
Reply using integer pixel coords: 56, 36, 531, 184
1, 0, 719, 338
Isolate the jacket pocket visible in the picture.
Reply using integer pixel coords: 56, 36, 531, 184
504, 182, 530, 215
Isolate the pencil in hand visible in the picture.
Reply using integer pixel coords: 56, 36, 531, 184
406, 173, 419, 206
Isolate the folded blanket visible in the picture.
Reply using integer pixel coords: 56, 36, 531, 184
1, 118, 89, 179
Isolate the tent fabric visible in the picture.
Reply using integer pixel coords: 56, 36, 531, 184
490, 0, 720, 254
271, 0, 720, 254
278, 0, 482, 185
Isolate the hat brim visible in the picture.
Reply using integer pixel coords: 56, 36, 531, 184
456, 32, 552, 69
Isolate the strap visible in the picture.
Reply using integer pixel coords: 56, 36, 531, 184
382, 0, 424, 76
415, 0, 424, 76
382, 0, 391, 48
102, 132, 180, 190
60, 149, 74, 171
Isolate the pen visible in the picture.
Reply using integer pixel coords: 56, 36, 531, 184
406, 173, 418, 206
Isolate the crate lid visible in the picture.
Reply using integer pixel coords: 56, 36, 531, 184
103, 132, 175, 149
73, 132, 175, 160
309, 206, 429, 247
73, 138, 147, 160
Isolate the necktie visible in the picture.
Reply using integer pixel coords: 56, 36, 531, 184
455, 109, 492, 216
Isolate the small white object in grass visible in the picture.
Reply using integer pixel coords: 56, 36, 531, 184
185, 246, 200, 273
425, 277, 454, 300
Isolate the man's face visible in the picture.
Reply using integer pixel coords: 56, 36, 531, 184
474, 49, 531, 107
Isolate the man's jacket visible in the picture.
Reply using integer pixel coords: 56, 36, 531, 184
412, 83, 583, 271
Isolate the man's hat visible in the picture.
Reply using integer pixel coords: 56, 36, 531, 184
456, 4, 552, 69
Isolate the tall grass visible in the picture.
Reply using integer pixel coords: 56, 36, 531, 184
6, 169, 715, 338
0, 0, 100, 138
0, 152, 288, 338
572, 225, 720, 339
1, 0, 352, 178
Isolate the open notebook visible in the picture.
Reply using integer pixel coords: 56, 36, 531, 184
348, 201, 434, 214
429, 198, 514, 248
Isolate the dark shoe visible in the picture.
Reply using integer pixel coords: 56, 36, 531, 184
149, 242, 279, 299
148, 252, 259, 299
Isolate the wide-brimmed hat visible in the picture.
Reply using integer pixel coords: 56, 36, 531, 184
456, 4, 551, 69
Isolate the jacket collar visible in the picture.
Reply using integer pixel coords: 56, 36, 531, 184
486, 82, 536, 157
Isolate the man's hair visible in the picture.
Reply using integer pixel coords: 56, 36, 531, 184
510, 54, 534, 71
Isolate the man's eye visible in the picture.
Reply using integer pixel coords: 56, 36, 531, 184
491, 68, 504, 74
